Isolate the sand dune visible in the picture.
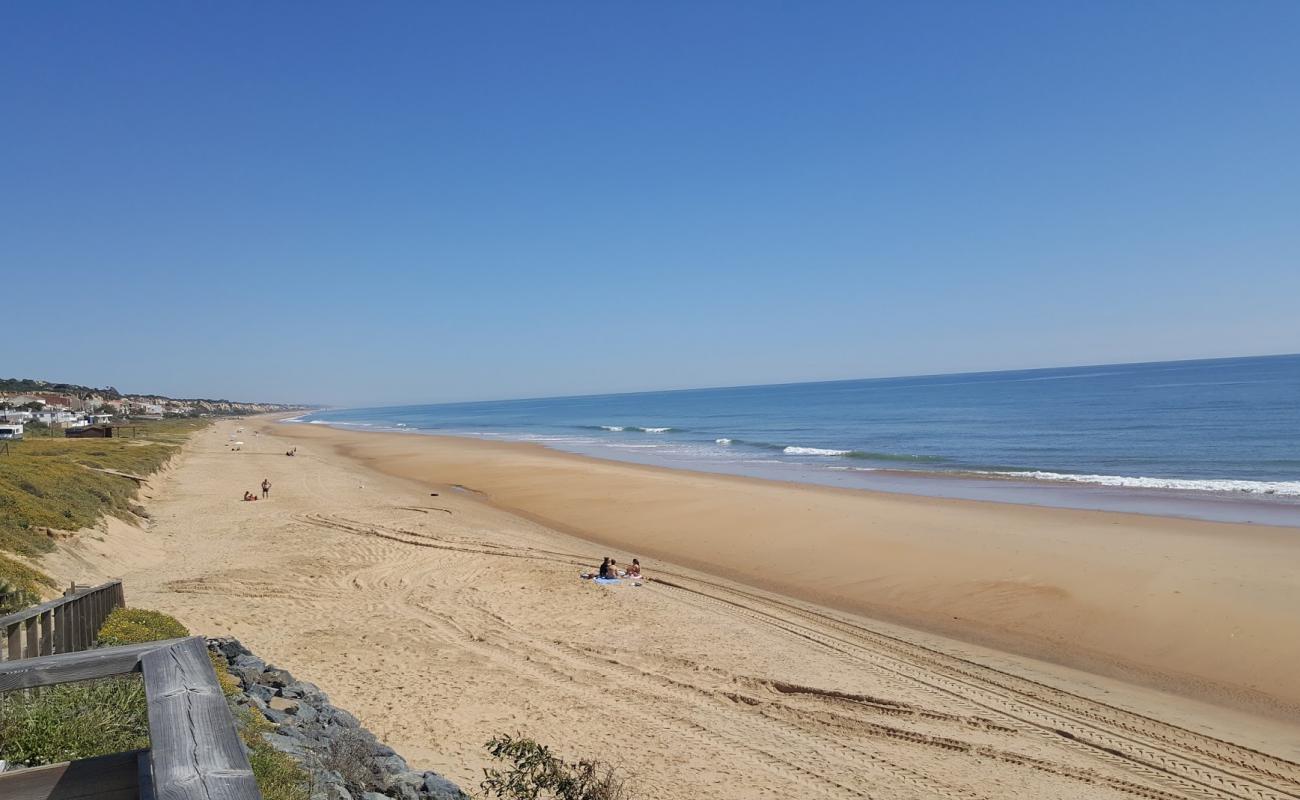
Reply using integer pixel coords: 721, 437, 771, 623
45, 419, 1300, 799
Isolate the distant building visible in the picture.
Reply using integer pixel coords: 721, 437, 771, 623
33, 409, 77, 425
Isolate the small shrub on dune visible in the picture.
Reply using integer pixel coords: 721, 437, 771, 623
0, 578, 39, 614
481, 734, 634, 800
0, 553, 55, 596
96, 607, 189, 646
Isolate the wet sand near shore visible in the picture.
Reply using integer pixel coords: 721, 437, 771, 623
42, 419, 1300, 799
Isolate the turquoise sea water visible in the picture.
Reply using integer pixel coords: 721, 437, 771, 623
291, 354, 1300, 523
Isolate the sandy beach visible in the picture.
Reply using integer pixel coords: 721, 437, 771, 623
41, 418, 1300, 800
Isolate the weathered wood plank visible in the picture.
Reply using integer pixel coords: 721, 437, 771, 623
74, 596, 87, 651
138, 749, 157, 800
54, 603, 68, 654
40, 609, 53, 656
89, 591, 102, 642
26, 615, 38, 658
6, 621, 20, 661
0, 749, 141, 800
141, 637, 260, 800
0, 638, 190, 691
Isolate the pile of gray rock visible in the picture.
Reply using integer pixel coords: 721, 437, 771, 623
208, 637, 466, 800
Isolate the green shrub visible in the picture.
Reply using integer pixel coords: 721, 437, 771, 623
481, 734, 633, 800
0, 676, 149, 766
0, 578, 39, 614
97, 607, 189, 646
0, 554, 55, 596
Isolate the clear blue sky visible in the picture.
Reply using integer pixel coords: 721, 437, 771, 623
4, 2, 1298, 405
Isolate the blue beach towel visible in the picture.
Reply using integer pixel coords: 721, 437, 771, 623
593, 577, 622, 585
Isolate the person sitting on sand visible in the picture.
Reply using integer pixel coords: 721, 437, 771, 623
597, 557, 613, 579
243, 491, 255, 501
608, 558, 620, 577
625, 559, 641, 578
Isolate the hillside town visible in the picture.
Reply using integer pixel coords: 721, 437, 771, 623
0, 378, 308, 438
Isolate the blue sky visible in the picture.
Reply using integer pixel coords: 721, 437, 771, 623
3, 2, 1298, 405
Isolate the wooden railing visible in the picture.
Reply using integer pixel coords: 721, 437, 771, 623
0, 580, 125, 661
0, 636, 262, 800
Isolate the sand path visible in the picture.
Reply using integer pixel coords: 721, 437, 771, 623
44, 420, 1300, 799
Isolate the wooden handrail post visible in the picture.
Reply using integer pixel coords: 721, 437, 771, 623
54, 603, 67, 654
25, 616, 37, 659
40, 609, 53, 656
5, 621, 20, 661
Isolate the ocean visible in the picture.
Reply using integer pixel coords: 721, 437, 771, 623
290, 354, 1300, 523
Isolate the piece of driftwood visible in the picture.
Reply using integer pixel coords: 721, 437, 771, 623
81, 465, 150, 484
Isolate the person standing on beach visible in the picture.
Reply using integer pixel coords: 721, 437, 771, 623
261, 478, 271, 499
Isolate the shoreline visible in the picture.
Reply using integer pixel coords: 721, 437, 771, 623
271, 418, 1300, 721
285, 419, 1300, 527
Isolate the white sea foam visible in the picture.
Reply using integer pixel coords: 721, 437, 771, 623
993, 471, 1300, 497
641, 427, 671, 433
279, 414, 308, 423
601, 425, 625, 431
715, 438, 733, 445
784, 446, 852, 456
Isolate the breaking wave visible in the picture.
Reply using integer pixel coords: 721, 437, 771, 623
784, 446, 853, 456
992, 471, 1300, 496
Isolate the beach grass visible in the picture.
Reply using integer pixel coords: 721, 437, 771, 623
0, 418, 208, 593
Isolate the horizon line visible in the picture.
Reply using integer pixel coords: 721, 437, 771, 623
315, 350, 1300, 413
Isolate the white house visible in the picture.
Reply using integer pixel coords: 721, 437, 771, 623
33, 409, 77, 425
